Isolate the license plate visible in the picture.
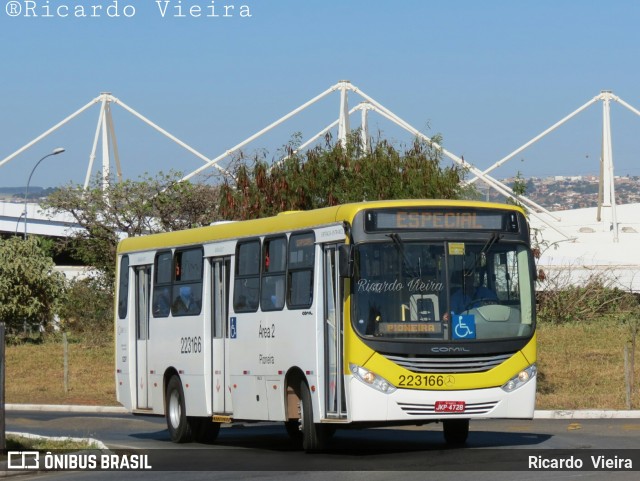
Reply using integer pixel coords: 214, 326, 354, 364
435, 401, 466, 412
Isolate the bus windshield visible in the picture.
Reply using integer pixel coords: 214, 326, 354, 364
352, 240, 534, 341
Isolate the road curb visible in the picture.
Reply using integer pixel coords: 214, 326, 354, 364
5, 404, 640, 418
5, 404, 127, 414
1, 433, 108, 478
4, 431, 109, 449
533, 410, 640, 419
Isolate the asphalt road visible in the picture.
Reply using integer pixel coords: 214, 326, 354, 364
4, 410, 640, 479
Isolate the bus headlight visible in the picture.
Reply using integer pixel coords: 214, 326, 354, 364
501, 364, 537, 392
350, 363, 397, 394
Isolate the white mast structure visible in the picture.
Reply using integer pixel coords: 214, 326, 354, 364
465, 90, 640, 243
1, 84, 638, 243
0, 92, 231, 191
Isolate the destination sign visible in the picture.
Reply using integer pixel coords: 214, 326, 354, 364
378, 322, 442, 334
365, 209, 518, 232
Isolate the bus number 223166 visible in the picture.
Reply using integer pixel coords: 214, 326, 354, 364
180, 336, 202, 354
398, 374, 446, 387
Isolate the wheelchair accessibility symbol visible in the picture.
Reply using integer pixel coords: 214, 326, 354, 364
453, 314, 476, 340
230, 317, 237, 339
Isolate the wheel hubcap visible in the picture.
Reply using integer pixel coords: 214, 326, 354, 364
169, 390, 181, 429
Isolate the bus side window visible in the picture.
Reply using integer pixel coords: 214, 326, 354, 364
117, 255, 130, 319
153, 251, 172, 318
261, 236, 286, 311
171, 247, 203, 317
234, 240, 260, 312
287, 232, 315, 309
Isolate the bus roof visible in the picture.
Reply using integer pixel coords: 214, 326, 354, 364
116, 199, 525, 254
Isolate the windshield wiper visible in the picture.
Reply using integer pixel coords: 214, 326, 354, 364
482, 232, 501, 254
387, 233, 421, 278
387, 232, 402, 250
465, 232, 502, 277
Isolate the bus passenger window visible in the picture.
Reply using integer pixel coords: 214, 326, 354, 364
234, 240, 261, 312
261, 236, 286, 311
117, 255, 129, 319
172, 285, 201, 315
287, 232, 315, 309
152, 251, 172, 318
171, 247, 203, 317
264, 236, 286, 272
289, 270, 313, 307
261, 276, 285, 310
153, 286, 171, 317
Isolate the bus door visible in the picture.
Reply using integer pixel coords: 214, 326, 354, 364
323, 244, 347, 418
211, 257, 232, 413
135, 265, 151, 409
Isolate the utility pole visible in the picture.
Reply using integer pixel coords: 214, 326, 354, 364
1, 323, 6, 453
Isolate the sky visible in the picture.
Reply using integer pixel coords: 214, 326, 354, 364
2, 0, 640, 189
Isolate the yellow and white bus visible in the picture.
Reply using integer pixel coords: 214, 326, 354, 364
115, 199, 536, 451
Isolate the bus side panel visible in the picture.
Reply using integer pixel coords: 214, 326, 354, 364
115, 315, 132, 411
149, 315, 210, 417
229, 374, 270, 420
115, 261, 134, 411
227, 308, 318, 421
227, 260, 319, 422
226, 235, 353, 424
266, 377, 286, 420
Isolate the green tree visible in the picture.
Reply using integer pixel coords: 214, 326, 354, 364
44, 171, 223, 283
0, 237, 66, 335
59, 275, 113, 345
221, 134, 466, 220
506, 170, 527, 208
45, 137, 464, 277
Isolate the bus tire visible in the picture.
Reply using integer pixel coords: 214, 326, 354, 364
299, 381, 327, 452
195, 419, 221, 444
284, 420, 302, 442
443, 419, 469, 445
166, 375, 195, 443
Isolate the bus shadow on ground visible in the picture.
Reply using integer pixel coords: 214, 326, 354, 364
131, 422, 552, 453
129, 424, 553, 471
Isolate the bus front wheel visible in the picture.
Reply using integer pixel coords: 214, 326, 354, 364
284, 419, 302, 442
443, 419, 469, 445
166, 375, 198, 443
299, 381, 327, 452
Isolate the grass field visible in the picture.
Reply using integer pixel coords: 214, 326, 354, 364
4, 321, 639, 409
5, 337, 117, 406
536, 320, 639, 410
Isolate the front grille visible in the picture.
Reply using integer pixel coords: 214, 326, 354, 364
382, 352, 515, 373
397, 401, 498, 416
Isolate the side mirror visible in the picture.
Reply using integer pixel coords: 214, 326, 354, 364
338, 244, 354, 278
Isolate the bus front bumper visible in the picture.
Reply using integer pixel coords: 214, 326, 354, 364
346, 375, 536, 422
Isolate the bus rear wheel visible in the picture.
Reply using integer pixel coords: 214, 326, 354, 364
443, 419, 469, 445
166, 375, 199, 443
195, 420, 221, 443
